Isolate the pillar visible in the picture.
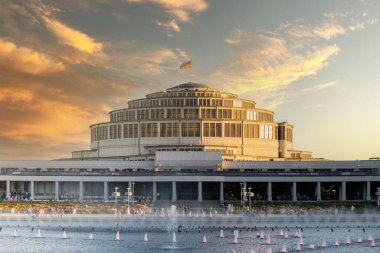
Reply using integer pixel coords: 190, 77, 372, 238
219, 182, 224, 202
6, 180, 10, 199
152, 182, 157, 202
172, 181, 177, 202
316, 181, 321, 201
292, 182, 297, 201
366, 181, 371, 201
55, 181, 59, 200
198, 181, 202, 202
267, 182, 272, 201
103, 181, 108, 201
341, 181, 346, 201
79, 181, 83, 201
243, 182, 247, 201
128, 181, 132, 190
30, 181, 34, 200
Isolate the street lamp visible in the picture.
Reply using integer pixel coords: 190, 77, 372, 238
248, 187, 252, 213
126, 187, 131, 215
240, 183, 243, 206
132, 182, 135, 204
113, 187, 120, 216
376, 188, 380, 207
242, 187, 246, 209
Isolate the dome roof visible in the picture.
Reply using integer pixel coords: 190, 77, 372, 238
167, 82, 217, 91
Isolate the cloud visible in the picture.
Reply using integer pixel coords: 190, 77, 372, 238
301, 80, 339, 94
0, 38, 64, 75
312, 23, 346, 40
153, 19, 181, 33
126, 0, 208, 23
114, 48, 188, 75
43, 17, 104, 54
225, 29, 252, 45
212, 35, 340, 109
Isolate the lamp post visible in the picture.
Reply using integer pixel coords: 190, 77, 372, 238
113, 187, 119, 216
126, 187, 131, 215
132, 182, 135, 204
376, 188, 380, 207
242, 187, 246, 211
248, 187, 252, 213
240, 183, 243, 206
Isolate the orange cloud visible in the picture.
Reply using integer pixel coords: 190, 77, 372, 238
0, 38, 64, 75
213, 35, 340, 97
127, 0, 208, 22
153, 19, 181, 33
312, 23, 346, 40
43, 17, 103, 54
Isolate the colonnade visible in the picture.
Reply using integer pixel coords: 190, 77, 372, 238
2, 180, 375, 202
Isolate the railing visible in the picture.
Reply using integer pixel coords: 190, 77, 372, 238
6, 169, 374, 177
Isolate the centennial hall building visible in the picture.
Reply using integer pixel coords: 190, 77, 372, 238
0, 83, 379, 205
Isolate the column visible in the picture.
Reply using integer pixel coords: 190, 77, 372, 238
172, 182, 177, 202
79, 181, 83, 201
55, 181, 59, 200
292, 182, 297, 201
6, 180, 10, 200
243, 182, 247, 201
152, 182, 157, 202
367, 181, 371, 201
341, 181, 346, 201
128, 181, 132, 190
30, 181, 34, 200
267, 182, 272, 201
316, 182, 321, 201
103, 182, 108, 201
219, 182, 224, 202
198, 181, 202, 202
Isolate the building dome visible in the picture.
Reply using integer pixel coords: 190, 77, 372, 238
167, 82, 217, 92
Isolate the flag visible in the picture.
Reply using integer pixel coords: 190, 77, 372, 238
180, 60, 192, 70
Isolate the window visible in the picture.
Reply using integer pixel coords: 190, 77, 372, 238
260, 124, 273, 139
181, 122, 200, 137
123, 124, 138, 138
246, 110, 257, 120
140, 123, 158, 137
160, 122, 179, 137
224, 123, 242, 137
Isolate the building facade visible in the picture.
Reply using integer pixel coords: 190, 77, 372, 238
0, 153, 380, 203
72, 83, 314, 161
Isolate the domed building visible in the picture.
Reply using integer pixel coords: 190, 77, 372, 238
72, 82, 313, 161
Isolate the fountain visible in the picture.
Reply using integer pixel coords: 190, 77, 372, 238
219, 229, 224, 238
259, 231, 264, 239
357, 237, 363, 243
62, 231, 67, 239
279, 229, 284, 236
202, 235, 207, 243
144, 233, 148, 242
321, 239, 327, 248
371, 239, 376, 247
295, 243, 301, 251
266, 248, 272, 253
115, 231, 120, 241
280, 245, 287, 252
172, 231, 176, 243
368, 234, 373, 241
232, 233, 238, 244
299, 237, 304, 246
346, 235, 351, 244
88, 233, 93, 240
13, 229, 18, 237
309, 244, 315, 250
37, 229, 42, 238
284, 231, 288, 239
334, 238, 339, 247
266, 235, 271, 245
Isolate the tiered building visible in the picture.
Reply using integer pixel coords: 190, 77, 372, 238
72, 82, 313, 161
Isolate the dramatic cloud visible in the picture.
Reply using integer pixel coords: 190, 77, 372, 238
214, 35, 340, 96
225, 29, 252, 45
127, 0, 208, 22
43, 17, 104, 54
0, 38, 64, 75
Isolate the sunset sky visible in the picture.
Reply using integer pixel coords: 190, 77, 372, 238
0, 0, 379, 160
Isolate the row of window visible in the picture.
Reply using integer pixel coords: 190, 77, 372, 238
91, 123, 285, 141
128, 97, 255, 109
111, 108, 271, 121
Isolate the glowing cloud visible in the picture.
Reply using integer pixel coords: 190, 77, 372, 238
0, 38, 64, 75
214, 35, 340, 95
313, 23, 346, 40
127, 0, 208, 22
43, 17, 103, 54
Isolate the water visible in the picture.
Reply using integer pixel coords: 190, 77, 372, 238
0, 226, 379, 252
